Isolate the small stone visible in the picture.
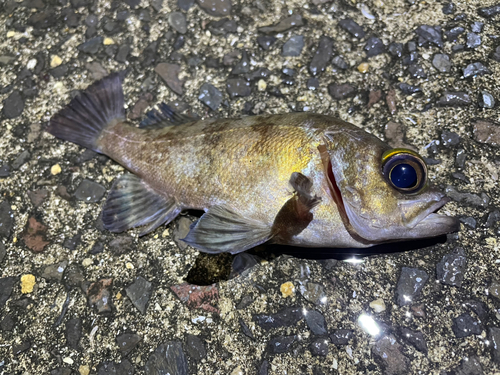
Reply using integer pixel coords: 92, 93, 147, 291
402, 51, 418, 65
77, 37, 103, 54
372, 335, 410, 375
231, 51, 250, 75
280, 281, 295, 298
388, 42, 403, 58
23, 216, 49, 253
357, 62, 369, 73
253, 307, 303, 330
463, 62, 491, 78
116, 332, 142, 356
41, 260, 68, 281
168, 12, 187, 34
239, 318, 254, 340
305, 310, 327, 336
478, 4, 500, 17
445, 186, 490, 207
437, 91, 471, 106
115, 44, 131, 63
74, 179, 106, 203
0, 165, 10, 177
3, 90, 25, 119
0, 242, 5, 264
125, 276, 152, 314
395, 267, 429, 306
226, 78, 251, 98
198, 83, 223, 111
397, 83, 421, 95
66, 318, 82, 349
21, 274, 35, 294
12, 150, 31, 170
332, 55, 349, 69
369, 298, 386, 313
486, 210, 500, 228
309, 36, 334, 76
108, 235, 134, 255
258, 14, 303, 34
338, 18, 365, 38
445, 26, 465, 41
13, 340, 31, 355
460, 216, 476, 228
282, 35, 304, 57
490, 280, 500, 299
452, 313, 481, 338
178, 0, 194, 10
478, 91, 495, 108
408, 64, 427, 78
466, 32, 481, 48
436, 247, 466, 287
145, 341, 188, 374
96, 360, 134, 375
492, 45, 500, 62
300, 282, 327, 305
185, 334, 206, 361
415, 25, 443, 47
86, 62, 107, 80
196, 0, 231, 17
155, 63, 184, 96
309, 338, 329, 356
432, 54, 451, 72
0, 277, 16, 307
86, 278, 114, 314
170, 283, 219, 313
490, 327, 500, 363
330, 329, 354, 345
400, 328, 427, 354
1, 313, 15, 331
441, 130, 460, 147
307, 78, 319, 90
267, 335, 296, 354
364, 36, 385, 57
258, 360, 269, 375
51, 164, 61, 175
328, 83, 356, 100
473, 119, 500, 145
50, 55, 62, 68
386, 88, 397, 115
442, 2, 455, 14
257, 36, 276, 50
0, 201, 14, 238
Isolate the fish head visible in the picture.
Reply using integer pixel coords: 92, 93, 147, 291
320, 128, 460, 244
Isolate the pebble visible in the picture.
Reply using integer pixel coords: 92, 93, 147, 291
437, 91, 471, 106
208, 18, 237, 35
0, 201, 14, 238
464, 299, 488, 321
3, 90, 25, 119
332, 55, 348, 69
328, 83, 356, 100
41, 260, 68, 281
196, 0, 231, 17
28, 8, 57, 29
96, 360, 134, 374
77, 37, 103, 54
490, 327, 500, 363
432, 53, 451, 72
445, 185, 490, 207
170, 283, 219, 313
226, 78, 251, 98
444, 26, 465, 41
155, 63, 184, 95
372, 335, 410, 375
459, 216, 476, 228
50, 164, 61, 175
0, 165, 10, 177
282, 35, 304, 57
257, 36, 276, 50
463, 62, 491, 78
20, 274, 35, 293
267, 335, 296, 354
115, 44, 131, 63
116, 332, 142, 356
478, 90, 495, 108
472, 119, 500, 145
478, 4, 500, 17
13, 340, 31, 355
66, 318, 82, 349
388, 42, 403, 58
258, 360, 269, 375
415, 25, 443, 47
307, 78, 319, 90
50, 64, 68, 79
145, 341, 188, 374
280, 281, 295, 298
402, 51, 418, 65
109, 234, 134, 255
50, 55, 62, 68
168, 12, 187, 34
485, 210, 500, 228
436, 247, 466, 287
395, 267, 429, 306
369, 298, 386, 313
441, 130, 460, 147
305, 310, 327, 335
0, 277, 16, 307
309, 338, 329, 356
309, 36, 334, 76
489, 280, 500, 299
442, 2, 455, 14
357, 62, 369, 73
408, 64, 427, 78
74, 179, 106, 203
253, 306, 303, 330
23, 216, 49, 253
397, 83, 421, 95
1, 313, 15, 331
244, 67, 270, 81
364, 36, 385, 57
125, 276, 152, 314
338, 18, 365, 38
259, 14, 303, 34
330, 329, 354, 345
186, 334, 207, 361
300, 282, 327, 305
86, 278, 114, 314
198, 83, 223, 110
452, 313, 481, 338
399, 328, 427, 354
386, 88, 397, 114
178, 0, 195, 11
492, 45, 500, 62
0, 242, 5, 264
231, 51, 250, 75
466, 32, 481, 48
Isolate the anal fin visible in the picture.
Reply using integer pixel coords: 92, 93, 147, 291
181, 205, 273, 254
102, 174, 180, 236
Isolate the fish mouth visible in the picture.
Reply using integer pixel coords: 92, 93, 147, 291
410, 196, 460, 236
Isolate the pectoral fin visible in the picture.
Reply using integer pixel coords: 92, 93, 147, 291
102, 174, 181, 236
181, 205, 273, 254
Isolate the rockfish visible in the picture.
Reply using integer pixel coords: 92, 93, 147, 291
47, 73, 459, 254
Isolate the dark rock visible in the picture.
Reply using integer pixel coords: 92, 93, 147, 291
3, 90, 24, 119
463, 62, 491, 78
372, 335, 410, 375
178, 0, 195, 10
445, 26, 465, 41
89, 242, 104, 254
0, 165, 10, 177
328, 83, 356, 100
258, 360, 269, 375
388, 42, 403, 58
208, 18, 237, 35
486, 210, 500, 228
109, 235, 135, 255
464, 300, 488, 321
399, 328, 427, 354
402, 51, 418, 65
85, 14, 98, 26
206, 57, 220, 68
0, 242, 5, 264
364, 36, 385, 57
415, 25, 443, 47
185, 334, 206, 361
0, 201, 14, 238
23, 216, 49, 253
307, 78, 319, 90
226, 78, 251, 98
397, 83, 421, 94
1, 313, 15, 331
0, 277, 16, 307
125, 276, 152, 314
231, 51, 250, 75
253, 306, 303, 330
305, 310, 327, 336
309, 36, 334, 76
442, 2, 455, 14
41, 260, 68, 281
65, 318, 82, 349
236, 295, 253, 309
437, 92, 471, 106
491, 46, 500, 62
155, 63, 184, 95
490, 327, 500, 363
282, 35, 304, 57
338, 18, 365, 38
395, 267, 429, 306
300, 282, 327, 305
466, 32, 481, 48
267, 335, 296, 354
145, 341, 188, 375
330, 329, 354, 345
50, 368, 72, 375
63, 233, 81, 250
77, 37, 103, 54
86, 278, 114, 314
239, 318, 254, 340
432, 54, 451, 72
473, 119, 500, 146
459, 217, 476, 228
115, 45, 131, 63
445, 186, 490, 207
74, 179, 106, 203
116, 332, 142, 356
244, 67, 271, 81
441, 130, 460, 146
332, 55, 348, 69
28, 8, 57, 29
141, 41, 159, 68
12, 150, 31, 169
168, 12, 187, 34
96, 359, 134, 375
408, 64, 427, 78
309, 338, 329, 356
13, 340, 31, 355
62, 8, 79, 27
258, 14, 303, 34
436, 247, 466, 287
64, 264, 85, 288
478, 4, 500, 17
198, 83, 223, 110
257, 36, 276, 50
478, 90, 495, 109
196, 0, 231, 17
452, 313, 481, 338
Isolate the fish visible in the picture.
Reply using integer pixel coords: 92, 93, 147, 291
46, 73, 459, 254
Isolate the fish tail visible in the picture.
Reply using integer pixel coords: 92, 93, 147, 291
46, 72, 126, 153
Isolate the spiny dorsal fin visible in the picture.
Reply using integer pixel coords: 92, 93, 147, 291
139, 102, 199, 128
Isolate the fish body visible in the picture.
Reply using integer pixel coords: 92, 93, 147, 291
47, 73, 459, 254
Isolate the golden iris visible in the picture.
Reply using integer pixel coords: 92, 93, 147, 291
381, 148, 427, 194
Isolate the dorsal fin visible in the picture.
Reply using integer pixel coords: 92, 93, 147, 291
139, 102, 199, 128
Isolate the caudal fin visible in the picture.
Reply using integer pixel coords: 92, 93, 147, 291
46, 72, 126, 153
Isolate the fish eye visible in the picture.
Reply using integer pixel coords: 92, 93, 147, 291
381, 149, 427, 194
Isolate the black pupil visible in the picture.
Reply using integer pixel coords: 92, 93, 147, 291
391, 163, 417, 189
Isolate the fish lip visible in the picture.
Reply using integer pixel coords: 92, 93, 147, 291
415, 196, 460, 234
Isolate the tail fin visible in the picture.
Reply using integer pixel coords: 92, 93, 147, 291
46, 72, 126, 153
